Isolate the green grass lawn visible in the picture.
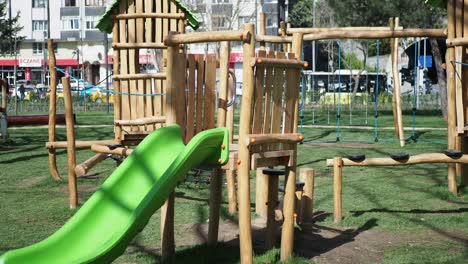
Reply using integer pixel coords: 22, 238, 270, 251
0, 110, 467, 263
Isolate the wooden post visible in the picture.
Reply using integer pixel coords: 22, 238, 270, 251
63, 77, 78, 209
300, 168, 315, 222
447, 0, 458, 194
265, 174, 279, 249
280, 21, 288, 52
160, 44, 178, 262
1, 80, 6, 115
333, 157, 343, 223
259, 12, 266, 50
208, 41, 231, 245
208, 168, 222, 245
226, 73, 237, 214
461, 0, 468, 188
295, 188, 303, 224
226, 170, 237, 214
391, 18, 405, 147
255, 168, 269, 219
74, 153, 108, 177
280, 147, 297, 261
237, 23, 255, 264
47, 39, 61, 181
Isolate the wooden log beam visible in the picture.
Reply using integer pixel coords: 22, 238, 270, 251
113, 13, 185, 19
447, 0, 458, 194
287, 26, 403, 34
46, 139, 117, 150
63, 77, 78, 209
333, 157, 343, 223
91, 144, 133, 156
250, 57, 307, 69
112, 43, 167, 49
115, 116, 166, 126
326, 153, 468, 167
113, 73, 166, 81
255, 35, 293, 44
246, 133, 304, 147
300, 168, 315, 222
164, 30, 250, 46
1, 80, 6, 115
303, 28, 446, 41
47, 39, 61, 181
74, 153, 108, 177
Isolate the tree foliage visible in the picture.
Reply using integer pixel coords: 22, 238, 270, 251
0, 2, 24, 55
328, 0, 445, 28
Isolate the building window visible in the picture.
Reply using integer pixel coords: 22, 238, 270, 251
85, 0, 106, 6
53, 43, 58, 53
212, 0, 228, 3
33, 43, 43, 55
266, 17, 273, 27
63, 0, 77, 7
32, 0, 46, 8
32, 20, 48, 31
238, 16, 252, 26
62, 17, 80, 30
86, 16, 99, 30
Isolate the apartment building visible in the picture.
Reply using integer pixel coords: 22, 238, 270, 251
1, 0, 284, 87
0, 0, 111, 87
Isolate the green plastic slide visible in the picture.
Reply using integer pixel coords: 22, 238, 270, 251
0, 125, 229, 264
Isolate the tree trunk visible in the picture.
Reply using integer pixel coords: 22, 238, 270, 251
430, 39, 447, 120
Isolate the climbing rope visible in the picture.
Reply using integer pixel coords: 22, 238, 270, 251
374, 40, 380, 142
336, 41, 342, 141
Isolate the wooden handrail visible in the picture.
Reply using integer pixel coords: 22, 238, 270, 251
113, 13, 185, 20
255, 35, 293, 43
113, 73, 166, 81
115, 116, 166, 126
91, 144, 133, 156
46, 139, 117, 150
246, 133, 304, 147
112, 43, 167, 49
250, 57, 307, 69
303, 28, 446, 41
326, 153, 468, 167
165, 30, 251, 46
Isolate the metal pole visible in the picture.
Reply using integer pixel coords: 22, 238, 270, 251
13, 38, 17, 115
104, 32, 110, 114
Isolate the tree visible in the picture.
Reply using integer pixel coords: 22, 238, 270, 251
0, 2, 24, 55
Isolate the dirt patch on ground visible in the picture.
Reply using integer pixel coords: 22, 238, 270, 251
303, 142, 376, 149
169, 216, 468, 264
16, 176, 47, 188
56, 183, 99, 200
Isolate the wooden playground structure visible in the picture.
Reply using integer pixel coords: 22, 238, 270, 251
38, 0, 468, 263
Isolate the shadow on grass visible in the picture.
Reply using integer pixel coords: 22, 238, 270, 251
351, 207, 468, 216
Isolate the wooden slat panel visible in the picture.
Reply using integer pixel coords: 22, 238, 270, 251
284, 53, 300, 133
112, 14, 122, 142
271, 52, 286, 133
204, 55, 217, 130
186, 54, 197, 141
262, 51, 275, 134
144, 0, 153, 43
270, 52, 286, 151
252, 50, 266, 134
170, 0, 177, 32
127, 0, 138, 131
144, 0, 154, 131
154, 78, 163, 129
119, 1, 131, 134
174, 52, 187, 140
196, 55, 205, 134
136, 0, 145, 131
156, 0, 162, 44
251, 50, 266, 153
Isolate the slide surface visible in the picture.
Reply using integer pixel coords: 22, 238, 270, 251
0, 125, 228, 264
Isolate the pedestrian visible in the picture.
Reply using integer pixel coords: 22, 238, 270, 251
19, 84, 25, 100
